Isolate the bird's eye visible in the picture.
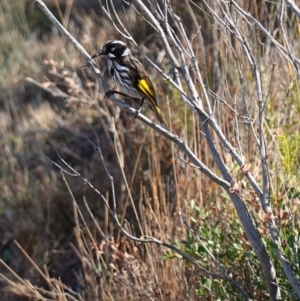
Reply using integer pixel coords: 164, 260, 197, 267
111, 47, 115, 52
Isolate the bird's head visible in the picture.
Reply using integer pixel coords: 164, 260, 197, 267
91, 40, 131, 59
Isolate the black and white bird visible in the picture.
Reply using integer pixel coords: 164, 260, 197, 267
91, 40, 168, 128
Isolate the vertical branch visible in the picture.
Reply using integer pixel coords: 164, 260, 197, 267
224, 0, 300, 297
183, 0, 208, 86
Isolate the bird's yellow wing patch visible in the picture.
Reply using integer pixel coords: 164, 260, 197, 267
137, 79, 155, 99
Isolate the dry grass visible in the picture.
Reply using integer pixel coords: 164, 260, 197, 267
0, 0, 300, 300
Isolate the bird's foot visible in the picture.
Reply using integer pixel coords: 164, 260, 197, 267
134, 107, 142, 119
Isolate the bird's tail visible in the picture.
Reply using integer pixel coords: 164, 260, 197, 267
150, 105, 168, 130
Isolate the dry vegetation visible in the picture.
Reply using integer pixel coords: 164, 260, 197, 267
1, 0, 300, 300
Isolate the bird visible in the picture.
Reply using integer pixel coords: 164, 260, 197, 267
91, 40, 168, 129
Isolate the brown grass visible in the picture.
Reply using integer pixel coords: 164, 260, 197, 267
0, 0, 300, 300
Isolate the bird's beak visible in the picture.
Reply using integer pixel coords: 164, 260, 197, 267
91, 48, 104, 59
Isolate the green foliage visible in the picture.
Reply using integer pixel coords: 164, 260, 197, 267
162, 199, 300, 300
160, 200, 259, 299
276, 131, 300, 178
